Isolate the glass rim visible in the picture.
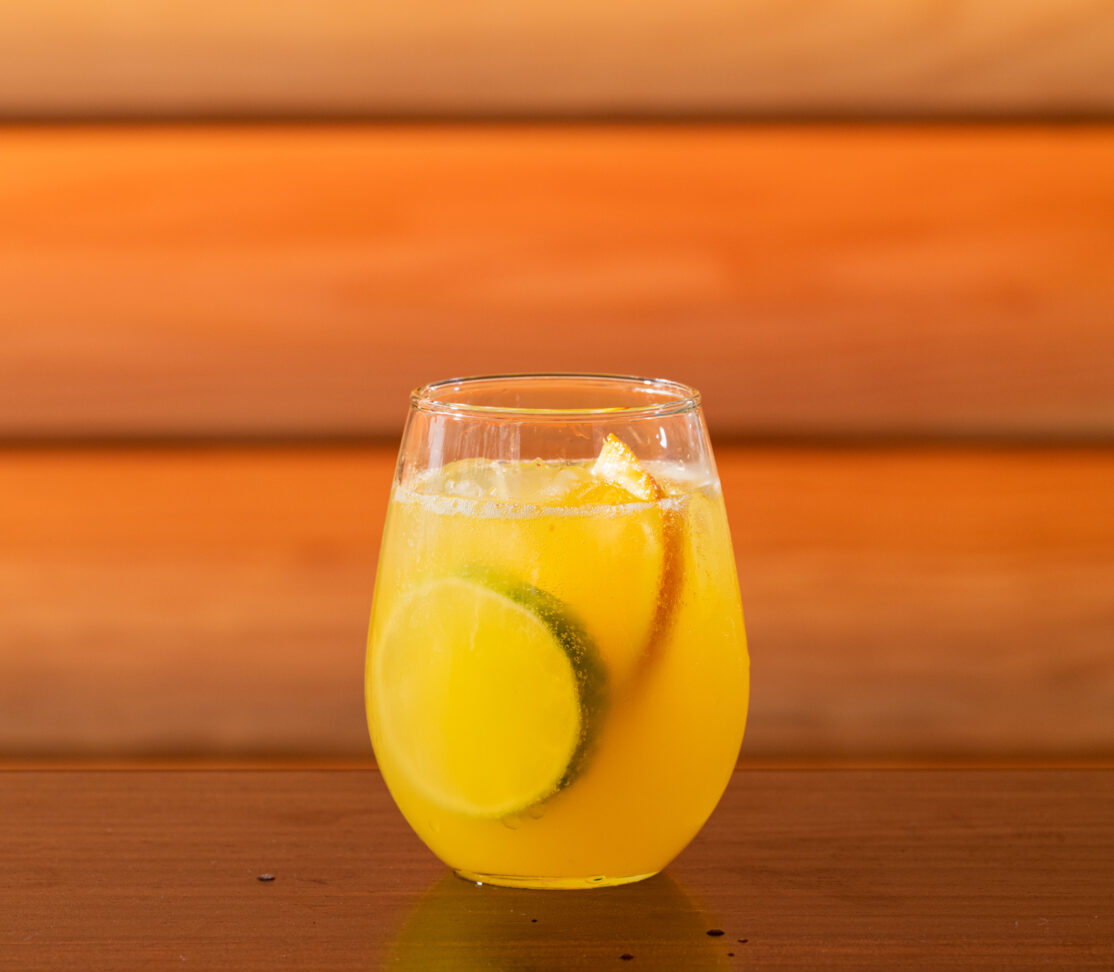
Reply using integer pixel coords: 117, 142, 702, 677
410, 373, 702, 420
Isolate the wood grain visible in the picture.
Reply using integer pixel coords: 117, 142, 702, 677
3, 125, 1114, 440
2, 770, 1112, 968
2, 1, 1112, 117
3, 444, 1112, 759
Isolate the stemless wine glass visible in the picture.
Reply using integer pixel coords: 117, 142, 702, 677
365, 374, 749, 889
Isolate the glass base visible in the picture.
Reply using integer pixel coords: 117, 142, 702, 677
453, 868, 659, 890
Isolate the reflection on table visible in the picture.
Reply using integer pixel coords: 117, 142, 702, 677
385, 870, 738, 970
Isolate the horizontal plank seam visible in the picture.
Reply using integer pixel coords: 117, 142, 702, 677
5, 434, 1114, 450
4, 111, 1114, 125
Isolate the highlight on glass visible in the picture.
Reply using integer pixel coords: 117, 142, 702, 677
365, 374, 749, 889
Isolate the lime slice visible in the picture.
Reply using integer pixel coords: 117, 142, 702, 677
372, 572, 606, 818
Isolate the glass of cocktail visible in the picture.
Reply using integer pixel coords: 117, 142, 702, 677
366, 374, 749, 889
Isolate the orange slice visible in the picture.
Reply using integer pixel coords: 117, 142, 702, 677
591, 435, 684, 687
591, 435, 665, 502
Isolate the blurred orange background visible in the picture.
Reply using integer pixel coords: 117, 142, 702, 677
3, 0, 1113, 766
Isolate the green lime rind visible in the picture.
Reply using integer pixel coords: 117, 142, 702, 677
457, 564, 609, 804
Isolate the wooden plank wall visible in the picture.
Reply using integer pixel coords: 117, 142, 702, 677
2, 0, 1112, 117
5, 445, 1113, 761
2, 2, 1113, 762
5, 126, 1113, 440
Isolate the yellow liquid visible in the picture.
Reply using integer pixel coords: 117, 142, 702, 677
366, 459, 749, 888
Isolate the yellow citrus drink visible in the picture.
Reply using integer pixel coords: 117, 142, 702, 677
366, 432, 749, 888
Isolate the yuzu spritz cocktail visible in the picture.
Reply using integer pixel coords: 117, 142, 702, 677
366, 375, 748, 888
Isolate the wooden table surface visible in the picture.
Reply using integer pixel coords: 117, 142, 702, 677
3, 770, 1112, 969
